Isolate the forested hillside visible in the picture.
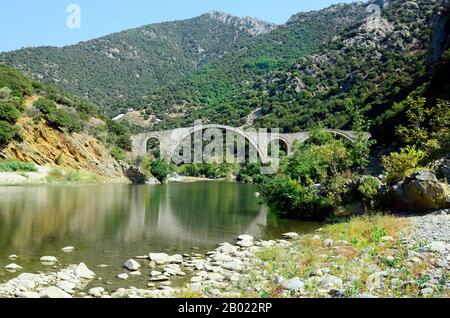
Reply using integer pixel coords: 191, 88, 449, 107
0, 12, 276, 112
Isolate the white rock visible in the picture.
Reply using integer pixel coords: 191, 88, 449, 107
124, 259, 141, 271
75, 262, 96, 279
5, 263, 22, 271
89, 287, 105, 297
61, 246, 75, 253
216, 243, 238, 254
40, 286, 72, 298
319, 275, 343, 289
428, 241, 448, 253
8, 254, 18, 260
149, 253, 170, 263
237, 240, 253, 248
117, 273, 129, 280
129, 271, 142, 276
323, 239, 334, 247
238, 235, 254, 241
17, 291, 40, 298
282, 232, 299, 239
56, 281, 76, 294
40, 256, 58, 263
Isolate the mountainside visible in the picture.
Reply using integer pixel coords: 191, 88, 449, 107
0, 12, 276, 112
113, 3, 368, 120
0, 63, 127, 177
142, 0, 449, 140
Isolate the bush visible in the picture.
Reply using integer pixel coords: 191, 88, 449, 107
382, 146, 426, 185
237, 163, 264, 183
0, 160, 37, 172
34, 98, 56, 114
141, 157, 173, 182
0, 99, 22, 123
46, 108, 83, 133
0, 120, 19, 144
357, 176, 381, 211
111, 146, 126, 161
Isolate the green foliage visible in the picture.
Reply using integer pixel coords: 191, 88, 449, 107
236, 163, 265, 183
33, 98, 56, 113
382, 146, 426, 185
0, 160, 37, 172
0, 64, 33, 97
110, 146, 126, 161
0, 99, 22, 123
357, 176, 381, 211
178, 162, 239, 179
396, 97, 450, 157
141, 157, 173, 182
259, 128, 372, 220
106, 119, 132, 151
0, 120, 19, 144
46, 108, 83, 133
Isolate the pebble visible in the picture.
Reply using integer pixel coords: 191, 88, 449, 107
40, 256, 58, 263
89, 287, 105, 297
124, 259, 141, 271
282, 232, 299, 239
117, 273, 129, 280
61, 246, 75, 253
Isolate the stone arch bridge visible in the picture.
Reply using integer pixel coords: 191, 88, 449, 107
131, 125, 363, 164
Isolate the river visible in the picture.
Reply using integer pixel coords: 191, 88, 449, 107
0, 181, 319, 289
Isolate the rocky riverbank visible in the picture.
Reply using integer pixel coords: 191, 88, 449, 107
1, 211, 448, 298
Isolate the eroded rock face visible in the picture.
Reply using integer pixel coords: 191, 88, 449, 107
389, 169, 450, 212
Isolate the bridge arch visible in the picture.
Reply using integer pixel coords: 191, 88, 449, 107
170, 124, 270, 164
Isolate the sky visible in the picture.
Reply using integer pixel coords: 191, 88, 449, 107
0, 0, 355, 52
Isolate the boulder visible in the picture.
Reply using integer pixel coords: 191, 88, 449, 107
281, 277, 305, 292
124, 259, 141, 271
40, 286, 72, 298
389, 169, 450, 211
75, 263, 96, 280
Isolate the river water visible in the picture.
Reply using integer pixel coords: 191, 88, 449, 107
0, 182, 319, 289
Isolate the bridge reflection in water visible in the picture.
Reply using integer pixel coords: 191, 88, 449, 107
0, 183, 319, 265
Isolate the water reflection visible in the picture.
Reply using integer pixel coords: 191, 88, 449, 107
0, 182, 319, 266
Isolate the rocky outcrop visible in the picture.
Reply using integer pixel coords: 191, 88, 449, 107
206, 11, 277, 36
0, 117, 123, 178
124, 165, 161, 185
389, 169, 450, 212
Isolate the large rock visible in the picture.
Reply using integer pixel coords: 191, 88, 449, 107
40, 286, 72, 298
124, 259, 141, 271
389, 169, 450, 211
74, 263, 96, 280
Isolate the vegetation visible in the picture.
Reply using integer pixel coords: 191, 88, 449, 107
0, 160, 37, 172
141, 156, 174, 182
46, 167, 108, 184
382, 146, 426, 185
258, 128, 371, 220
177, 162, 239, 179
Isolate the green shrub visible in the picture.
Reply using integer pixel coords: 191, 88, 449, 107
382, 146, 426, 185
237, 163, 264, 183
34, 98, 56, 114
46, 108, 83, 133
141, 157, 173, 182
357, 176, 381, 211
0, 99, 22, 123
0, 120, 19, 144
111, 146, 126, 161
0, 160, 37, 172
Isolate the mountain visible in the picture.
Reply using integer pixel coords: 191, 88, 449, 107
0, 63, 128, 177
112, 3, 368, 120
139, 0, 449, 141
0, 12, 276, 112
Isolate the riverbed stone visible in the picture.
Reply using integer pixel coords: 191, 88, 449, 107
89, 287, 105, 297
4, 263, 22, 271
117, 273, 129, 280
57, 281, 76, 294
282, 232, 299, 239
61, 246, 75, 253
149, 253, 170, 263
237, 240, 253, 248
216, 243, 238, 254
124, 259, 141, 271
319, 275, 343, 290
40, 286, 72, 298
8, 254, 18, 260
40, 256, 58, 263
75, 263, 96, 280
427, 241, 448, 253
281, 277, 305, 292
17, 291, 40, 298
238, 235, 254, 241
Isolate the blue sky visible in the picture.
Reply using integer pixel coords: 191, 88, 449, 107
0, 0, 355, 52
